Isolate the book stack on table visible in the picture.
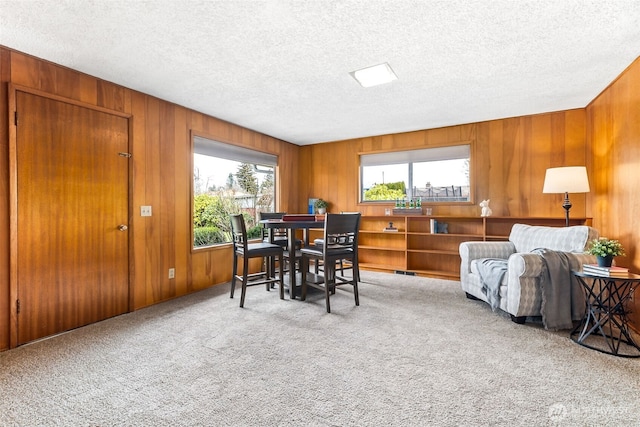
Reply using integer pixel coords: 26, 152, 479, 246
582, 264, 630, 277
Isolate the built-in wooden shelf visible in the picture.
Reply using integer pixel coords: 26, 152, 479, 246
358, 215, 592, 279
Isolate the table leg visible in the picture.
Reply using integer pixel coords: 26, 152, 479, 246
267, 227, 276, 279
288, 227, 298, 299
571, 276, 640, 357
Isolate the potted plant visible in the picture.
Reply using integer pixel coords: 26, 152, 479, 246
315, 198, 328, 214
586, 237, 625, 267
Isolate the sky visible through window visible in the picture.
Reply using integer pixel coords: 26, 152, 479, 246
194, 154, 238, 189
194, 153, 273, 191
362, 159, 468, 189
195, 154, 467, 196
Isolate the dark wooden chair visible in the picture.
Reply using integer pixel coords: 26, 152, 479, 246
230, 214, 284, 307
259, 211, 302, 284
300, 213, 361, 313
312, 212, 361, 282
259, 212, 289, 247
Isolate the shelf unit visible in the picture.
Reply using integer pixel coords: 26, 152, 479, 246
359, 216, 592, 280
359, 217, 407, 273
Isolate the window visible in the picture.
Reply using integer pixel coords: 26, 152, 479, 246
360, 144, 471, 203
193, 136, 277, 249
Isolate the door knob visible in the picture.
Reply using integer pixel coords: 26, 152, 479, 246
118, 224, 128, 231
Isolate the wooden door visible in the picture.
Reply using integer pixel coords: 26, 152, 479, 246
15, 91, 130, 345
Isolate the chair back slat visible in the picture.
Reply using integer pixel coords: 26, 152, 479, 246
323, 213, 361, 253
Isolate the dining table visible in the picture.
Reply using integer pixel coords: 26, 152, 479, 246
259, 215, 325, 298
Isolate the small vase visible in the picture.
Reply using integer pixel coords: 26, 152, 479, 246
596, 255, 613, 268
317, 208, 326, 214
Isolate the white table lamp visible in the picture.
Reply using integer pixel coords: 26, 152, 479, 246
542, 166, 590, 226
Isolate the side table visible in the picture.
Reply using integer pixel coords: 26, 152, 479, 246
571, 271, 640, 357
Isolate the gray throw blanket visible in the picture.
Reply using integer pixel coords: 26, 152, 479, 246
477, 250, 578, 330
477, 258, 509, 311
533, 248, 574, 331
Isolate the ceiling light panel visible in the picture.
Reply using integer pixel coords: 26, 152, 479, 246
350, 63, 398, 88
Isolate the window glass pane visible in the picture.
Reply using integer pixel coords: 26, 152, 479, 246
413, 158, 470, 202
193, 142, 276, 249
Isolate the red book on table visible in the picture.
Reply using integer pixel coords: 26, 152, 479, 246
282, 214, 317, 221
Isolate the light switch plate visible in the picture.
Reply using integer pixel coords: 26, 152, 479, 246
141, 206, 152, 217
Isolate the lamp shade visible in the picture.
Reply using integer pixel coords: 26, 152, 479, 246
542, 166, 590, 194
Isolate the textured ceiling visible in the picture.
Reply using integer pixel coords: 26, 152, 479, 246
1, 0, 640, 146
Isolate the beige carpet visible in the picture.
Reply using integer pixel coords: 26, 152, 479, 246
1, 271, 639, 426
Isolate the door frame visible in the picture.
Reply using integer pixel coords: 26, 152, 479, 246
8, 84, 134, 348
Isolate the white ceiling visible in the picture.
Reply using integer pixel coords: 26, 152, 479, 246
1, 0, 640, 146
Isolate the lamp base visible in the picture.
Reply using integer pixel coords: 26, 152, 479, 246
562, 192, 572, 227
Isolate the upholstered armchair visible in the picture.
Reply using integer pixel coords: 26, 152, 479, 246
459, 224, 599, 325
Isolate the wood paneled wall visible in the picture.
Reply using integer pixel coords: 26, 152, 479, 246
587, 56, 640, 332
299, 110, 589, 219
0, 47, 299, 350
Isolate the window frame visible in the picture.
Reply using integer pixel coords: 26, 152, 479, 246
190, 131, 278, 252
358, 142, 474, 205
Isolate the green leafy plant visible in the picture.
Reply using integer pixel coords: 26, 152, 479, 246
586, 238, 625, 257
315, 199, 328, 209
193, 227, 225, 247
363, 183, 405, 201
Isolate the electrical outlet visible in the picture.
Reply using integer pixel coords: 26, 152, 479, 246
168, 268, 175, 279
141, 206, 152, 217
